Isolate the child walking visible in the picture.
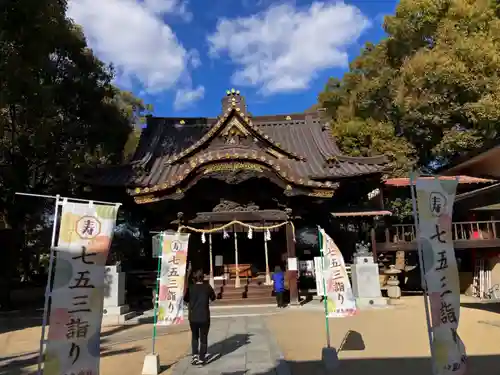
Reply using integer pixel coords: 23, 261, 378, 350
183, 269, 216, 366
272, 265, 285, 308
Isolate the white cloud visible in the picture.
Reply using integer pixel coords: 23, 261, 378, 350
174, 86, 205, 110
140, 0, 192, 21
207, 1, 371, 94
68, 0, 198, 98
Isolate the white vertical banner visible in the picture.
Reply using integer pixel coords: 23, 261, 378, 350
319, 228, 357, 317
414, 177, 467, 374
157, 232, 190, 325
44, 201, 119, 375
314, 257, 325, 296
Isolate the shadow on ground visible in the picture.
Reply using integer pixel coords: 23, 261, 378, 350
212, 355, 500, 375
208, 333, 252, 363
461, 302, 500, 314
0, 345, 142, 375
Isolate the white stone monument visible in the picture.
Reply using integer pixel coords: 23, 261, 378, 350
351, 250, 387, 308
102, 264, 135, 325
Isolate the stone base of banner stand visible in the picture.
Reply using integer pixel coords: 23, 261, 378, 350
142, 353, 160, 375
355, 297, 388, 309
322, 347, 339, 371
102, 305, 136, 326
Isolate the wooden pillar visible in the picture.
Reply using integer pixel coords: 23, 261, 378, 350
208, 225, 215, 288
264, 225, 272, 285
234, 225, 241, 288
370, 227, 377, 262
285, 209, 299, 305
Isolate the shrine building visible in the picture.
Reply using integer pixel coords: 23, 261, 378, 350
88, 89, 389, 305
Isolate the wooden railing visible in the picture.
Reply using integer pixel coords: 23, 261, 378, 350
382, 220, 500, 244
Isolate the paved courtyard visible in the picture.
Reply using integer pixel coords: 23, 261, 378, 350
171, 316, 286, 375
1, 297, 500, 375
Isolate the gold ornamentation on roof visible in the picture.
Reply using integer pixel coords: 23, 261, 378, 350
135, 187, 141, 193
179, 120, 185, 125
308, 190, 334, 198
176, 188, 183, 194
286, 185, 292, 190
285, 116, 292, 120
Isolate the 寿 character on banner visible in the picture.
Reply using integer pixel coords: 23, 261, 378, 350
76, 216, 101, 239
429, 192, 447, 216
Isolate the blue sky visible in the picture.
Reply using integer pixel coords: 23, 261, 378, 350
68, 0, 399, 117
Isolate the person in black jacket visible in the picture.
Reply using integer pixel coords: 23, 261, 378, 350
183, 269, 216, 366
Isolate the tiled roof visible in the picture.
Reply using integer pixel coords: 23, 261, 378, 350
87, 106, 388, 191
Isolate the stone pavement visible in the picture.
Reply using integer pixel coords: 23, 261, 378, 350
171, 316, 289, 375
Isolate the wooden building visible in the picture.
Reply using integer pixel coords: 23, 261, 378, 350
88, 90, 389, 304
375, 150, 500, 297
441, 148, 500, 298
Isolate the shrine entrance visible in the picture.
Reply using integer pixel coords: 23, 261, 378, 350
180, 211, 293, 304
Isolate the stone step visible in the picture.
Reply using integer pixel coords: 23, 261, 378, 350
212, 297, 276, 306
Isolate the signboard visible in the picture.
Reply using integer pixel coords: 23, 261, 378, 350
414, 178, 467, 374
215, 255, 223, 267
319, 228, 357, 318
44, 202, 119, 375
287, 257, 298, 271
157, 232, 190, 325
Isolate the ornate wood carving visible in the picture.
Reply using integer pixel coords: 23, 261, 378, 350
208, 170, 258, 185
212, 199, 260, 212
308, 189, 334, 198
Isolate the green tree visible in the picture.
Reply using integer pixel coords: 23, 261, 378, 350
0, 0, 150, 297
319, 0, 500, 173
117, 91, 153, 160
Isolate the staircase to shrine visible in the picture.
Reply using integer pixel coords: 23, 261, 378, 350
212, 276, 276, 306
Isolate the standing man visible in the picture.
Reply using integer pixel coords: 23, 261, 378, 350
184, 269, 217, 366
272, 265, 285, 308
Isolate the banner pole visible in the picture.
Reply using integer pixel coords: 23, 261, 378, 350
152, 232, 163, 355
409, 175, 435, 368
36, 194, 61, 375
318, 227, 331, 348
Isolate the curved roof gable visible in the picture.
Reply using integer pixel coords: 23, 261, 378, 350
163, 108, 305, 166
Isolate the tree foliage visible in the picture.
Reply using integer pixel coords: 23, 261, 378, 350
0, 0, 151, 287
319, 0, 500, 176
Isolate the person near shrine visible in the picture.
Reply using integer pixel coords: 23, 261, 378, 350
272, 265, 286, 308
183, 269, 216, 366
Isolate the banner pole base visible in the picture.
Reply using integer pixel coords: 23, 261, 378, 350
142, 353, 160, 375
322, 346, 339, 371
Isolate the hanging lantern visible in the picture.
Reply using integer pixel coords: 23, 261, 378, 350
247, 227, 253, 239
201, 232, 206, 244
265, 229, 271, 241
223, 228, 229, 239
